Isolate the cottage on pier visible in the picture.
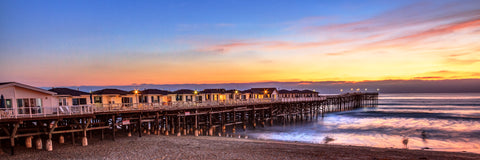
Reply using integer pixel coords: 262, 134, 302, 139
49, 88, 92, 106
0, 82, 57, 118
200, 89, 228, 102
137, 89, 172, 105
278, 89, 318, 98
249, 88, 278, 99
91, 89, 134, 108
172, 89, 196, 102
225, 89, 241, 101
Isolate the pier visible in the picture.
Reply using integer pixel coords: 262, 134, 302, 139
0, 92, 378, 155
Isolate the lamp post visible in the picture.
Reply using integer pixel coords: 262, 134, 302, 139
194, 90, 198, 102
134, 89, 139, 104
234, 90, 238, 101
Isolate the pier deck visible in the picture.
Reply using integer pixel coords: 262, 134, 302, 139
0, 92, 378, 155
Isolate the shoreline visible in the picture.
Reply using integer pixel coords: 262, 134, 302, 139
3, 134, 479, 160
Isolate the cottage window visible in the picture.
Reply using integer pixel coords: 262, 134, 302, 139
176, 95, 183, 101
73, 98, 87, 105
122, 97, 132, 103
5, 99, 12, 108
17, 98, 42, 114
196, 96, 202, 102
59, 98, 67, 106
94, 96, 102, 103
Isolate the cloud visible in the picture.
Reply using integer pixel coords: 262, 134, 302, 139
197, 42, 262, 54
445, 57, 480, 65
305, 1, 480, 34
195, 1, 480, 56
377, 18, 480, 45
415, 70, 480, 80
413, 76, 444, 80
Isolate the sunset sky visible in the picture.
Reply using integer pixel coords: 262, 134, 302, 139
1, 0, 479, 87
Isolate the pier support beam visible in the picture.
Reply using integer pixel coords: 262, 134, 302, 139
47, 120, 59, 151
232, 110, 236, 134
71, 127, 75, 145
138, 115, 142, 137
59, 135, 65, 144
252, 106, 256, 128
10, 122, 19, 155
112, 115, 117, 140
176, 116, 181, 136
46, 139, 53, 151
82, 118, 92, 146
194, 110, 199, 137
25, 136, 33, 148
35, 137, 42, 150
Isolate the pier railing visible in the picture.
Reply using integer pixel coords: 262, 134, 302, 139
0, 105, 95, 119
0, 96, 330, 119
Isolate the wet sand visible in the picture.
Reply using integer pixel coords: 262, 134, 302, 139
2, 134, 480, 160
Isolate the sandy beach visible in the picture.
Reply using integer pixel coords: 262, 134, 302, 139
2, 133, 479, 160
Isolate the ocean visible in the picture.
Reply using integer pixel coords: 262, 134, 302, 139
245, 93, 480, 154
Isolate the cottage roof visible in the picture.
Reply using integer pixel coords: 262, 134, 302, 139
291, 90, 301, 93
0, 82, 56, 95
0, 82, 15, 86
240, 89, 251, 94
139, 89, 171, 95
200, 89, 226, 94
225, 89, 238, 94
278, 89, 291, 94
49, 88, 89, 96
173, 89, 195, 94
278, 89, 317, 94
92, 89, 129, 95
300, 89, 317, 94
250, 88, 277, 94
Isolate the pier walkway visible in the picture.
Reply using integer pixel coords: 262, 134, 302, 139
0, 92, 378, 155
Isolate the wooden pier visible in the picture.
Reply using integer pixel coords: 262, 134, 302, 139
0, 92, 378, 155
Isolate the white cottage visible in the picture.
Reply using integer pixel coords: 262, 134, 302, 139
0, 82, 57, 118
48, 88, 92, 106
138, 89, 172, 105
248, 88, 278, 99
91, 89, 134, 108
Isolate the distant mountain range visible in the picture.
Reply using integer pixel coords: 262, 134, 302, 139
44, 79, 480, 94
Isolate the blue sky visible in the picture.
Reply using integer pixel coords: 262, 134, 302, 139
1, 0, 479, 87
0, 0, 409, 53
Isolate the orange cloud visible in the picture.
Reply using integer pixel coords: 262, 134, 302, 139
197, 42, 261, 54
414, 70, 480, 80
445, 58, 480, 65
388, 18, 480, 43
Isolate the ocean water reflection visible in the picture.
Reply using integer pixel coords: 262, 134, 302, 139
245, 93, 480, 154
